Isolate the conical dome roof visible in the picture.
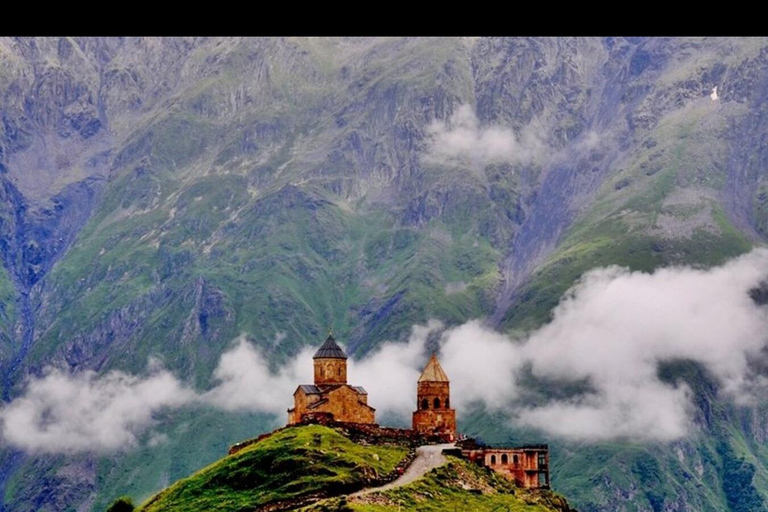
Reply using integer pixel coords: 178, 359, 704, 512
313, 334, 348, 359
418, 353, 449, 382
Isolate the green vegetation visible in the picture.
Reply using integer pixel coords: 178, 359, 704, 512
0, 263, 16, 396
136, 425, 408, 512
503, 95, 753, 332
305, 458, 568, 512
90, 409, 277, 512
718, 441, 765, 512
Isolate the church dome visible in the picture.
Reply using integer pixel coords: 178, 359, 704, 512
418, 353, 449, 382
313, 334, 348, 359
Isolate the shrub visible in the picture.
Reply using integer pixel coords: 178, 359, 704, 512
106, 496, 134, 512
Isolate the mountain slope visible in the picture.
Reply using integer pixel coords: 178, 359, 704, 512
1, 37, 768, 511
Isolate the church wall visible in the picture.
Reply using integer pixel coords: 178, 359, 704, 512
319, 386, 375, 424
314, 359, 347, 385
291, 386, 374, 425
416, 381, 451, 409
288, 390, 324, 425
412, 409, 457, 439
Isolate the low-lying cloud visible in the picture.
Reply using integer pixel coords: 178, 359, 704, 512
0, 325, 438, 454
4, 249, 768, 452
423, 105, 543, 167
440, 249, 768, 442
0, 366, 194, 453
203, 338, 314, 414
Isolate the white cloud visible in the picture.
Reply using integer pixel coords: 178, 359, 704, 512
202, 336, 314, 414
5, 249, 768, 452
0, 327, 436, 454
440, 249, 768, 442
576, 130, 601, 151
0, 368, 194, 454
423, 105, 543, 167
350, 320, 440, 420
440, 321, 524, 410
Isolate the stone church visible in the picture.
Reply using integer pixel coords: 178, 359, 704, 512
287, 334, 375, 425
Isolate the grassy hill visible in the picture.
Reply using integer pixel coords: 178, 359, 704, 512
128, 424, 570, 512
135, 425, 408, 512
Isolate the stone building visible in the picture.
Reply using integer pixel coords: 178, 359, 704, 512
287, 334, 375, 425
459, 444, 550, 489
412, 353, 457, 441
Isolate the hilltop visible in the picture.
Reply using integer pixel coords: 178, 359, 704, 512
125, 424, 572, 512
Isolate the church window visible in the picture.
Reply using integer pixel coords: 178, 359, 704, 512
513, 454, 519, 465
338, 367, 342, 376
445, 398, 449, 408
490, 455, 497, 465
421, 398, 429, 410
434, 397, 440, 409
501, 454, 508, 464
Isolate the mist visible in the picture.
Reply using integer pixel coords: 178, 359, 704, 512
0, 366, 194, 453
4, 249, 768, 453
423, 104, 544, 168
441, 249, 768, 441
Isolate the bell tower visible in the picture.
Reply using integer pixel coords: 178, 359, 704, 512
313, 334, 348, 386
412, 353, 457, 441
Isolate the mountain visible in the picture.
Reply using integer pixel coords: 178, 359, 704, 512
124, 424, 572, 512
1, 37, 768, 511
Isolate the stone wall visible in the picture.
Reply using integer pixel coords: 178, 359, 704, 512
290, 385, 375, 425
317, 386, 375, 423
314, 358, 347, 385
416, 381, 451, 409
412, 408, 457, 440
288, 388, 325, 424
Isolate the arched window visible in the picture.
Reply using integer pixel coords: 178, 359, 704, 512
434, 397, 441, 409
445, 398, 450, 408
490, 455, 497, 465
421, 398, 429, 410
513, 455, 519, 465
501, 454, 508, 464
338, 367, 342, 376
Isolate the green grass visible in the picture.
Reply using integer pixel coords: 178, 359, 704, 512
136, 424, 408, 512
304, 458, 567, 512
90, 409, 279, 512
0, 262, 16, 357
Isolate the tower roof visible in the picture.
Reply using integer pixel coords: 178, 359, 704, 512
313, 334, 348, 359
418, 353, 449, 382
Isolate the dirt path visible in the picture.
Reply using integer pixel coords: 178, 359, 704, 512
351, 443, 454, 497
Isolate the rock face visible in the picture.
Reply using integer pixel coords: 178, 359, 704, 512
1, 37, 768, 511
